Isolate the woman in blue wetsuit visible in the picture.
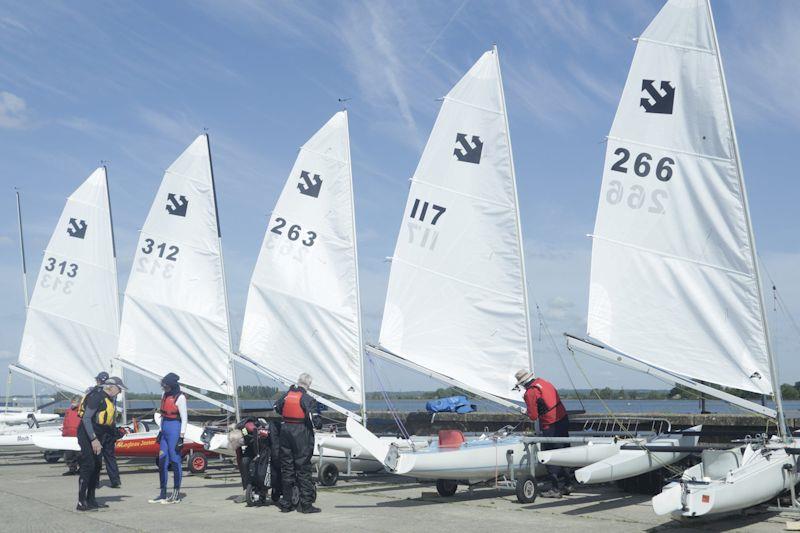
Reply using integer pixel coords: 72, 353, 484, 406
149, 372, 187, 504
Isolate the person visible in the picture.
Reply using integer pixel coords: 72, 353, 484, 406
149, 372, 187, 504
76, 376, 126, 511
86, 371, 121, 488
274, 373, 319, 514
231, 417, 283, 505
515, 369, 572, 498
94, 371, 109, 387
62, 396, 82, 476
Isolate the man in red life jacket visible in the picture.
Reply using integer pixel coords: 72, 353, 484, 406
62, 396, 82, 475
274, 373, 320, 514
515, 369, 572, 498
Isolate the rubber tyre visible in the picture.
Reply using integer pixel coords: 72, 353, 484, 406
516, 475, 537, 504
291, 485, 300, 507
43, 451, 62, 464
436, 479, 458, 497
319, 462, 339, 487
188, 452, 207, 474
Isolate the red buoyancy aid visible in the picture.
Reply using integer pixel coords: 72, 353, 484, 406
524, 378, 567, 429
281, 390, 306, 423
160, 394, 182, 420
62, 406, 81, 437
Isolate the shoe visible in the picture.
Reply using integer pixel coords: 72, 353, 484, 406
561, 483, 574, 496
234, 494, 247, 504
87, 498, 107, 509
298, 505, 321, 514
62, 470, 78, 476
148, 491, 168, 504
540, 488, 562, 499
110, 482, 121, 489
280, 506, 295, 513
164, 489, 181, 504
76, 501, 94, 512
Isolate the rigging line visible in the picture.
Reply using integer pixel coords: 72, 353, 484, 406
759, 257, 800, 342
533, 302, 585, 410
367, 355, 410, 439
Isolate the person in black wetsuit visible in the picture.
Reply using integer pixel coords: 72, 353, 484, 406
274, 373, 319, 514
91, 372, 122, 489
76, 376, 126, 511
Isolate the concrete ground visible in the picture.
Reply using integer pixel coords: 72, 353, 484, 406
0, 446, 790, 532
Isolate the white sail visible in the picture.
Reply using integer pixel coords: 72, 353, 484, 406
378, 49, 531, 401
18, 167, 119, 393
239, 111, 363, 404
587, 0, 771, 394
118, 135, 234, 395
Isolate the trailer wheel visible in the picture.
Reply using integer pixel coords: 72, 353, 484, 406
436, 479, 458, 497
188, 452, 207, 474
43, 451, 62, 463
515, 475, 537, 504
319, 462, 339, 486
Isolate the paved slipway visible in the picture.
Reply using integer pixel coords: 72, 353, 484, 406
0, 447, 790, 532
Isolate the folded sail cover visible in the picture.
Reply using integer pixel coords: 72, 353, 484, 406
239, 111, 362, 404
379, 50, 531, 401
118, 135, 234, 395
18, 168, 119, 393
587, 0, 772, 394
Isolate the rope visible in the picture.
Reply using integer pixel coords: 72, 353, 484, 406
534, 302, 585, 410
367, 355, 411, 439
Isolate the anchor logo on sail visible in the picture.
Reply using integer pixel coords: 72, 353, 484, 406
297, 170, 322, 198
66, 218, 87, 239
640, 80, 675, 114
166, 193, 189, 217
453, 133, 483, 164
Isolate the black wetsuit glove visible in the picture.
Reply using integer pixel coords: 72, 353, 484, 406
176, 437, 184, 454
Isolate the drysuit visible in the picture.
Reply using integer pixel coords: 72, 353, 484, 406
524, 377, 571, 491
275, 386, 316, 511
77, 387, 117, 508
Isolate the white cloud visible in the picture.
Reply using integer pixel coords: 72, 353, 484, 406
0, 91, 29, 128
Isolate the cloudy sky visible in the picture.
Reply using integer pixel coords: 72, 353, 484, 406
1, 0, 800, 398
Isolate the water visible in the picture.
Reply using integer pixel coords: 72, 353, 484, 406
42, 397, 794, 415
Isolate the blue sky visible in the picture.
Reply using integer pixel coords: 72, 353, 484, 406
2, 0, 800, 398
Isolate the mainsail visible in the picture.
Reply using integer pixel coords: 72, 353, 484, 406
239, 111, 363, 405
17, 167, 119, 393
118, 135, 235, 396
587, 0, 772, 394
378, 48, 532, 402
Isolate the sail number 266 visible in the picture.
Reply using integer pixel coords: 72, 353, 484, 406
607, 147, 672, 214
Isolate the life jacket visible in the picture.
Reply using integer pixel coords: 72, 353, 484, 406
526, 378, 566, 429
62, 406, 81, 437
77, 390, 116, 427
281, 390, 306, 424
160, 393, 183, 420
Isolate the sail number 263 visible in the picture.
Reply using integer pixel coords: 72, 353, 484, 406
270, 217, 316, 247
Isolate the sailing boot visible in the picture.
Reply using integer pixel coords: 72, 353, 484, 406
86, 489, 108, 509
298, 504, 321, 514
76, 480, 92, 511
148, 488, 168, 504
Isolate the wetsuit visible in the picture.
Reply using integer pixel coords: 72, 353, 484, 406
158, 391, 187, 497
524, 378, 570, 491
77, 387, 116, 508
275, 386, 316, 511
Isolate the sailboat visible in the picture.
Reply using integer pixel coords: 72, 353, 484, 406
234, 111, 385, 475
116, 134, 239, 415
563, 0, 797, 516
347, 46, 554, 491
6, 168, 120, 445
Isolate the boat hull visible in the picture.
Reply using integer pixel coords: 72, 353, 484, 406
652, 443, 798, 517
0, 426, 61, 446
575, 426, 701, 484
537, 439, 626, 467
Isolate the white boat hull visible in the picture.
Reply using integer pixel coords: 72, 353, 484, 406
575, 426, 701, 484
652, 441, 799, 517
537, 438, 627, 467
346, 418, 544, 483
0, 426, 62, 446
0, 412, 60, 426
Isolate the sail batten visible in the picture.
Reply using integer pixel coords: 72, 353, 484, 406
239, 111, 363, 405
586, 0, 771, 394
378, 48, 531, 402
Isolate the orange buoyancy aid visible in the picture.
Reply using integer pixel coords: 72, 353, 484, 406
524, 378, 567, 429
62, 406, 81, 437
281, 390, 306, 423
160, 393, 182, 420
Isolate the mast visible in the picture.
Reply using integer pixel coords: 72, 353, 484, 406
15, 190, 29, 308
206, 133, 241, 420
493, 44, 534, 373
342, 110, 368, 424
705, 0, 787, 439
104, 165, 126, 425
